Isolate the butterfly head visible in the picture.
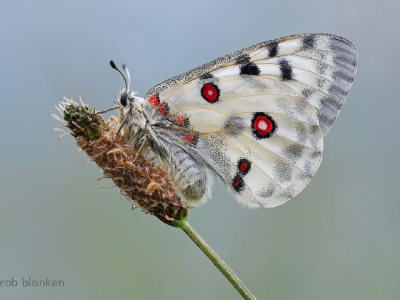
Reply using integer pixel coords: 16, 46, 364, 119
110, 60, 144, 111
116, 89, 143, 108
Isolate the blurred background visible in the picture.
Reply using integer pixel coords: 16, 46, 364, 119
1, 0, 399, 299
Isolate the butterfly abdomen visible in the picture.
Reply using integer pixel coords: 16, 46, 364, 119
150, 127, 212, 203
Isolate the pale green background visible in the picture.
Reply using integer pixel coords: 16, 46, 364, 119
1, 0, 399, 299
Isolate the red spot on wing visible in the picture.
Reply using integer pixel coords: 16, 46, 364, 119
254, 115, 273, 135
232, 174, 244, 192
201, 83, 220, 103
237, 158, 251, 175
183, 133, 194, 143
234, 176, 242, 187
180, 132, 198, 145
159, 103, 169, 116
251, 113, 276, 139
170, 115, 187, 127
148, 94, 159, 106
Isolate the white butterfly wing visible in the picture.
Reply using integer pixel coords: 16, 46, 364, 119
143, 33, 357, 207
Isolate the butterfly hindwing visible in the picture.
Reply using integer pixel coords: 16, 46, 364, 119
143, 33, 357, 207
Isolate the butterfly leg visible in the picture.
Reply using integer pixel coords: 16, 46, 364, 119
132, 134, 148, 162
97, 106, 119, 114
103, 112, 131, 155
124, 134, 148, 178
106, 115, 119, 126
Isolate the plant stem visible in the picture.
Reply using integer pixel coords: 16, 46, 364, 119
176, 220, 257, 300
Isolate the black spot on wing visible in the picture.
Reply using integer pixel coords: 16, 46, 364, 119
328, 84, 347, 105
278, 58, 293, 81
257, 182, 276, 199
268, 43, 279, 57
237, 158, 251, 175
301, 88, 315, 99
302, 36, 316, 49
229, 115, 245, 126
232, 174, 244, 192
316, 111, 332, 134
240, 63, 260, 76
333, 55, 356, 78
282, 144, 304, 164
236, 54, 251, 64
329, 36, 357, 61
331, 69, 352, 91
273, 161, 293, 184
318, 96, 341, 119
200, 73, 214, 80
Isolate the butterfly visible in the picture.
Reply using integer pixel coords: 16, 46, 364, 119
108, 33, 357, 208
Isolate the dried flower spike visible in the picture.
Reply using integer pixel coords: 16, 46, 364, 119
53, 97, 191, 225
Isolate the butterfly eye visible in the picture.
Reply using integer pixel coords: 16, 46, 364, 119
120, 94, 128, 106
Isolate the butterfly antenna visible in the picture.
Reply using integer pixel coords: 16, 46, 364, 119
122, 64, 131, 92
110, 60, 128, 93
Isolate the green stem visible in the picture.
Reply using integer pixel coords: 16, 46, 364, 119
176, 220, 257, 300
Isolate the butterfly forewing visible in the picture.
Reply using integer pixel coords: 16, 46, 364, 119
142, 33, 357, 207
